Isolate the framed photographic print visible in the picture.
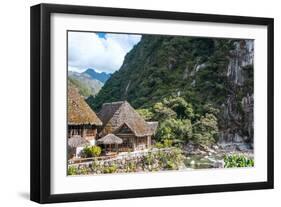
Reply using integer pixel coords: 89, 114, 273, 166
30, 3, 274, 203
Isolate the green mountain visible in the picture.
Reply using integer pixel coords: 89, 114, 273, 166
87, 35, 254, 145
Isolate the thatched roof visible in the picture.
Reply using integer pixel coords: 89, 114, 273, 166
68, 82, 102, 126
147, 121, 158, 135
96, 133, 123, 145
97, 101, 153, 137
68, 135, 89, 148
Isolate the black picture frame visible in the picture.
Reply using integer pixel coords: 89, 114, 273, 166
30, 3, 274, 204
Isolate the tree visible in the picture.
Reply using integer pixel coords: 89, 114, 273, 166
163, 96, 194, 119
136, 108, 154, 121
192, 113, 219, 146
156, 118, 192, 142
152, 102, 177, 121
202, 103, 219, 116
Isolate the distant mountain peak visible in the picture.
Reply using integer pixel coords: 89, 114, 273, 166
83, 68, 111, 83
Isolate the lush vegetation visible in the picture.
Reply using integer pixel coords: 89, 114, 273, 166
154, 139, 173, 148
137, 96, 219, 147
224, 154, 254, 168
86, 35, 253, 146
67, 165, 78, 175
87, 36, 234, 112
81, 146, 102, 158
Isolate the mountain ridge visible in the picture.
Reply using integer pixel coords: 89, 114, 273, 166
83, 68, 111, 83
68, 70, 103, 98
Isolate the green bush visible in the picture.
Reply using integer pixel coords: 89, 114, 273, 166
78, 167, 89, 175
82, 145, 102, 158
155, 142, 164, 148
103, 165, 117, 173
160, 148, 184, 170
156, 118, 192, 141
163, 139, 173, 147
144, 152, 154, 166
68, 166, 90, 175
126, 161, 137, 172
91, 158, 101, 171
224, 155, 254, 168
67, 166, 78, 175
155, 139, 173, 149
166, 160, 176, 170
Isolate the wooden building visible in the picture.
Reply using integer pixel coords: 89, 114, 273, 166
97, 101, 158, 151
67, 82, 102, 145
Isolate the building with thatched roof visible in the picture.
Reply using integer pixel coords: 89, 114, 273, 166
97, 101, 158, 151
68, 82, 102, 146
97, 133, 123, 154
97, 133, 123, 145
67, 135, 89, 158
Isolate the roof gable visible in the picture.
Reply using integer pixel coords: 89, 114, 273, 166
98, 101, 153, 137
115, 122, 135, 135
97, 101, 123, 126
68, 82, 102, 126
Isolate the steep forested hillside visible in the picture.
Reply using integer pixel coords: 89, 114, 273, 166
87, 35, 254, 145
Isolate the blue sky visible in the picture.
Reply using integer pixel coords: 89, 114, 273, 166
68, 32, 141, 74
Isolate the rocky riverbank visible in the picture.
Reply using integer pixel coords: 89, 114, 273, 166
182, 141, 254, 169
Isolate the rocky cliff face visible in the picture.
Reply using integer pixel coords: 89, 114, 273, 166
227, 40, 254, 85
219, 40, 254, 147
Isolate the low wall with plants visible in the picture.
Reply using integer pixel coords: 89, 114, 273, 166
68, 148, 185, 175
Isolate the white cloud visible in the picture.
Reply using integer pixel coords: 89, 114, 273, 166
68, 32, 141, 73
